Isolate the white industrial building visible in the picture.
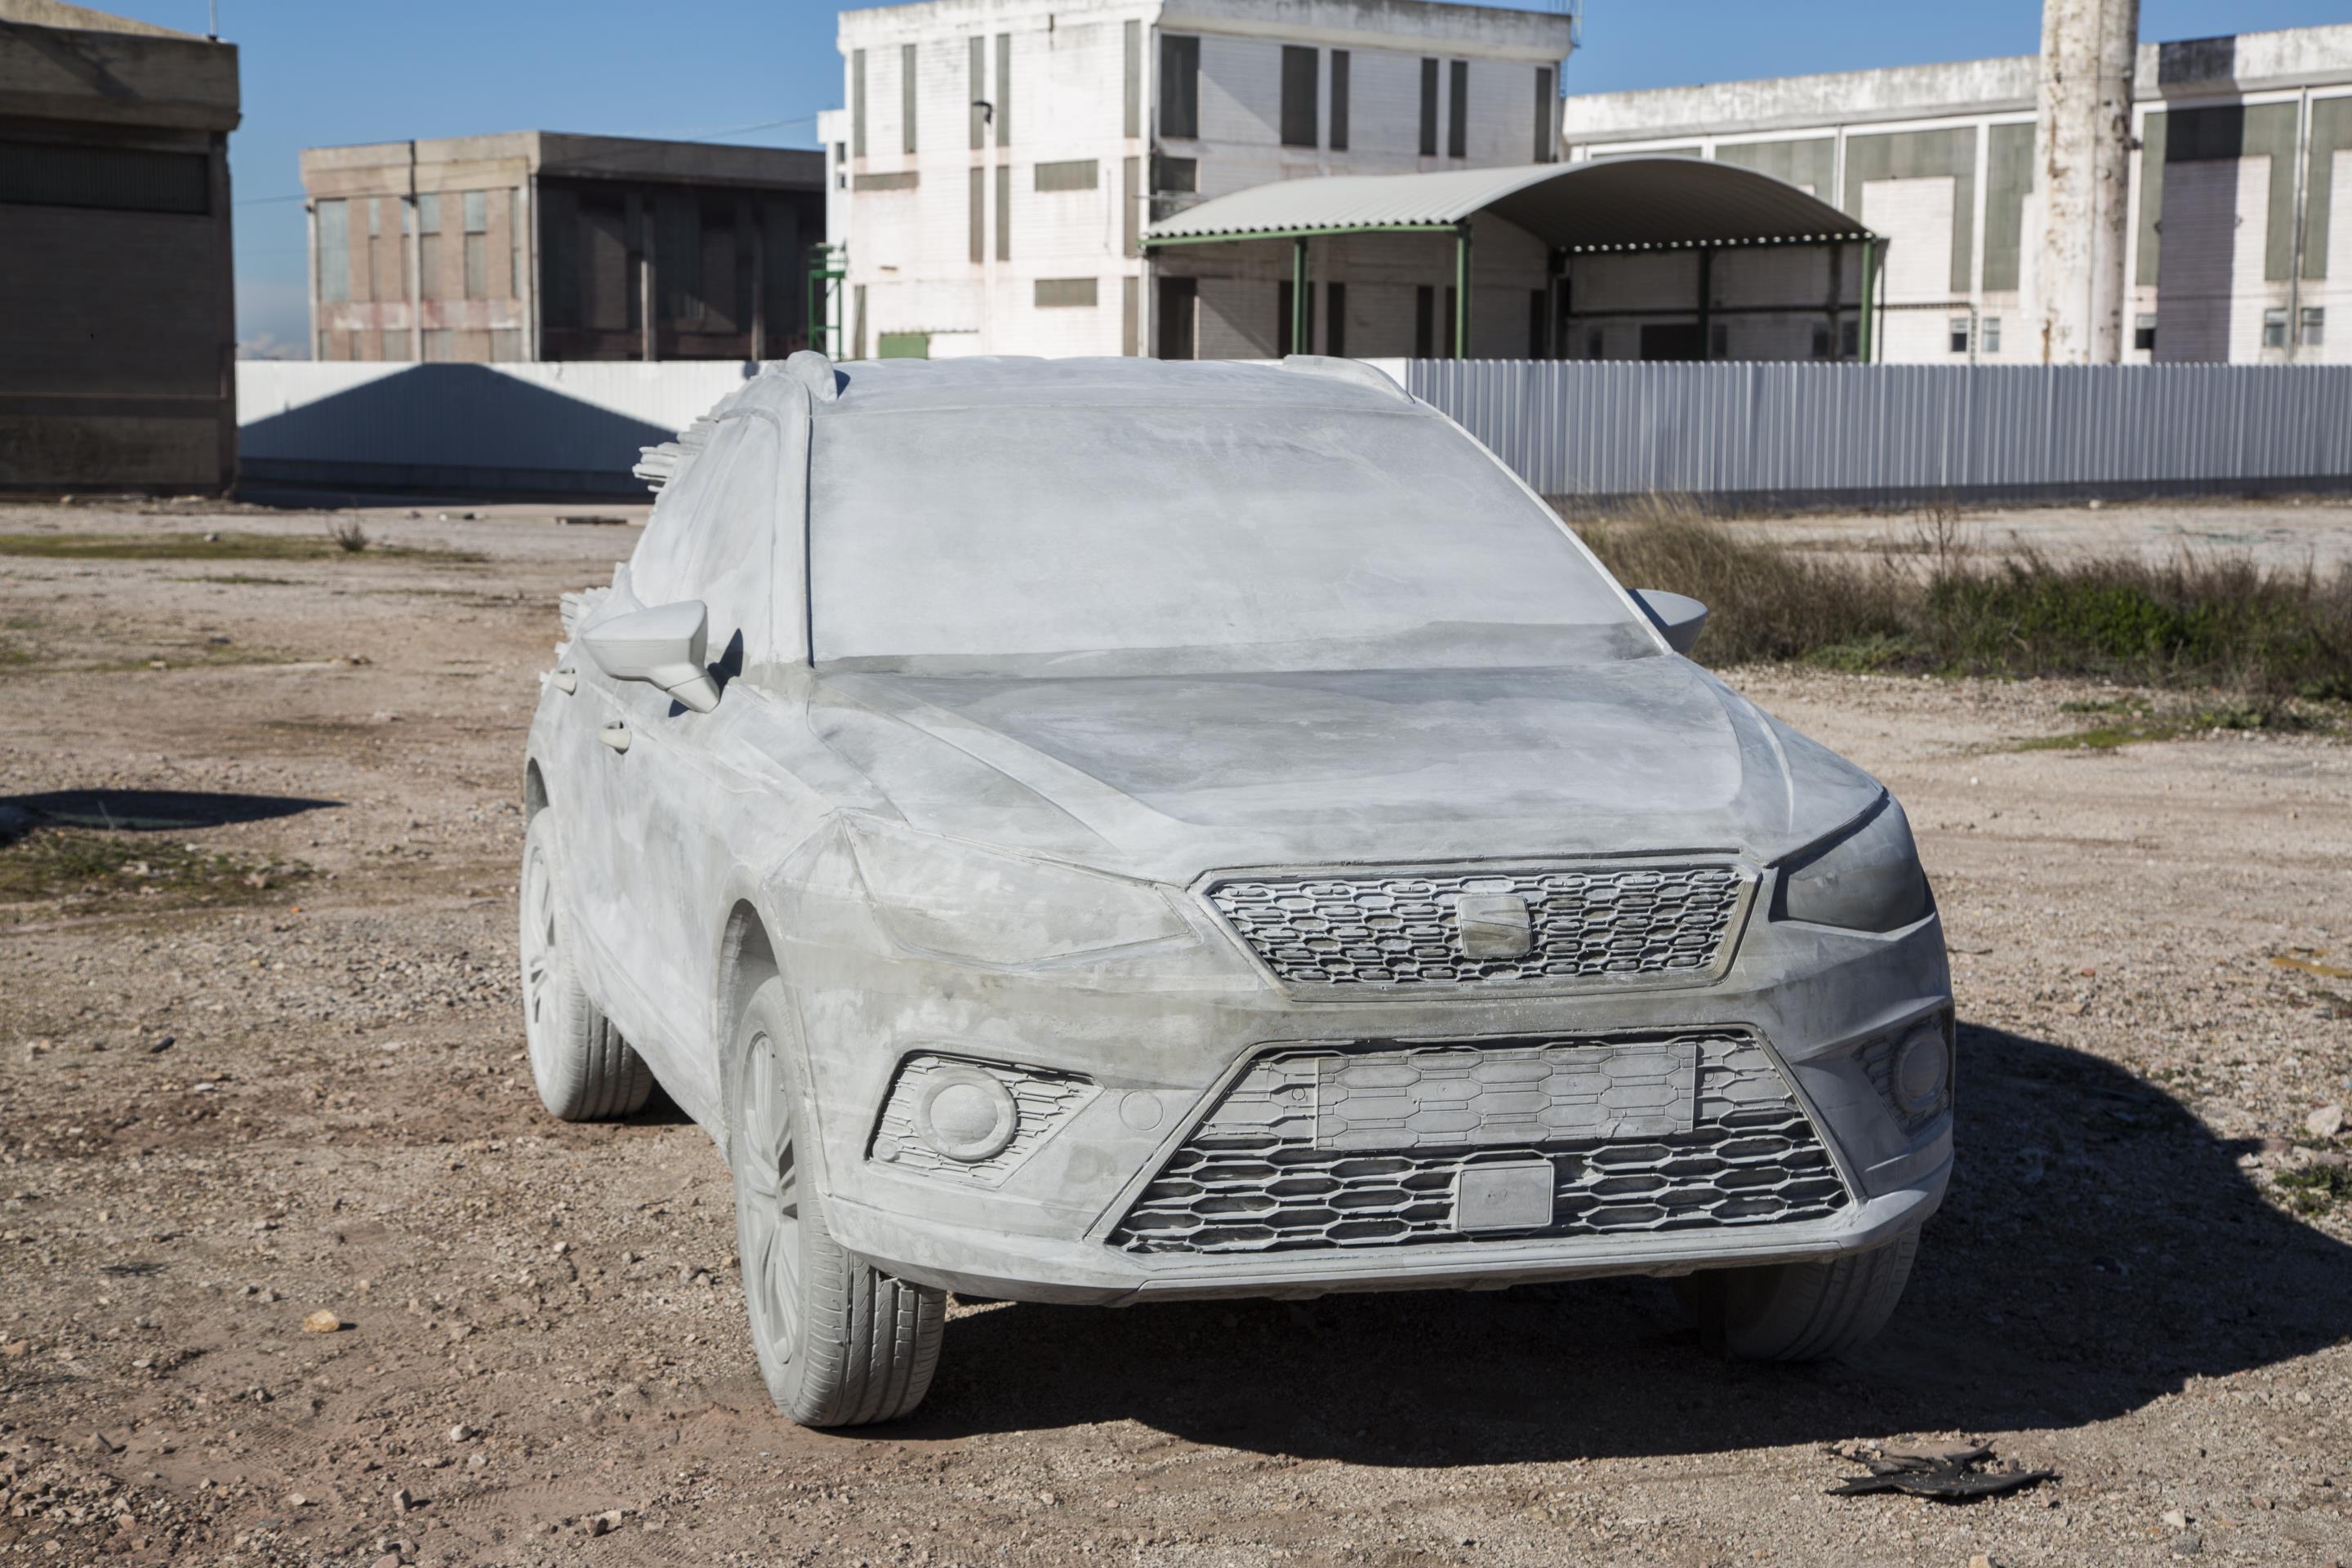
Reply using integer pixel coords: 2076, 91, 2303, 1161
1560, 23, 2352, 365
820, 0, 1578, 360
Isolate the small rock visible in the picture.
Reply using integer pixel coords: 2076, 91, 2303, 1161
87, 1429, 126, 1454
392, 1486, 417, 1513
2306, 1102, 2346, 1139
301, 1310, 343, 1334
2172, 1531, 2203, 1556
287, 1492, 310, 1508
371, 1556, 402, 1568
148, 1036, 175, 1054
1969, 1556, 1997, 1568
2162, 1509, 2188, 1530
447, 1423, 472, 1442
589, 1508, 626, 1536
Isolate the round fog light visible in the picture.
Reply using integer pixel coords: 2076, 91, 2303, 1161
914, 1067, 1019, 1162
1892, 1027, 1948, 1116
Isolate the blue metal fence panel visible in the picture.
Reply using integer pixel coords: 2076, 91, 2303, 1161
1401, 360, 2352, 504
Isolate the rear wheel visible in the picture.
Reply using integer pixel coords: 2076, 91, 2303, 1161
1675, 1226, 1922, 1361
728, 978, 945, 1427
519, 812, 653, 1121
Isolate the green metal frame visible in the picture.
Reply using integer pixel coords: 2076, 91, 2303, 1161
804, 242, 847, 360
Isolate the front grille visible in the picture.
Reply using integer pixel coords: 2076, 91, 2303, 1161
1109, 1030, 1848, 1256
1205, 864, 1748, 990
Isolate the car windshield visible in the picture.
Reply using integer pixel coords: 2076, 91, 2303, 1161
807, 403, 1655, 676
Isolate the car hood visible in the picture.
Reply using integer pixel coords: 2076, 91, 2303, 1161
804, 659, 1884, 883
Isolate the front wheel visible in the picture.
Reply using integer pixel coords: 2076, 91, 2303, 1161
727, 978, 945, 1427
1674, 1227, 1922, 1361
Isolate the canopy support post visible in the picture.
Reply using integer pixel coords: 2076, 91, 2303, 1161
1453, 221, 1472, 359
1696, 246, 1714, 360
1859, 238, 1880, 364
1290, 235, 1309, 355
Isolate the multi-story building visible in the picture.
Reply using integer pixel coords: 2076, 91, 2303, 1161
1, 0, 238, 492
1559, 24, 2352, 364
822, 0, 1578, 360
299, 132, 826, 363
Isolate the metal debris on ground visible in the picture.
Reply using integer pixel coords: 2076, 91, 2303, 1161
1825, 1441, 2056, 1500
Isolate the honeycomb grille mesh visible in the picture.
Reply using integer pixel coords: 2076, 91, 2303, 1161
1109, 1031, 1848, 1255
1205, 865, 1747, 989
870, 1055, 1097, 1189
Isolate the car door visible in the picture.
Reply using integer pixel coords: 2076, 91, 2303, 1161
575, 411, 787, 1124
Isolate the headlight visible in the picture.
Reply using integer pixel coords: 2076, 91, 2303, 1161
845, 821, 1193, 966
1779, 799, 1930, 932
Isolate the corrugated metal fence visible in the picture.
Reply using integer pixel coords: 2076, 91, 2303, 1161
1401, 360, 2352, 505
239, 359, 2352, 503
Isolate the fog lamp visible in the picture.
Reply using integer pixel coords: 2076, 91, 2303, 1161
915, 1066, 1019, 1162
1892, 1027, 1947, 1116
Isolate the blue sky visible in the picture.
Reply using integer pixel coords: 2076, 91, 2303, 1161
88, 0, 2352, 352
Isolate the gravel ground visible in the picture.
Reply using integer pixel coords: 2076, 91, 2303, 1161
0, 496, 2347, 1568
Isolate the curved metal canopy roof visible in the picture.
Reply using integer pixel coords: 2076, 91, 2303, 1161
1143, 156, 1872, 253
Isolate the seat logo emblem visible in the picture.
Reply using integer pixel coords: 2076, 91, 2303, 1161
1454, 891, 1535, 960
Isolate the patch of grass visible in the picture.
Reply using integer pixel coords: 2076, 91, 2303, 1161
2011, 701, 2329, 752
1575, 498, 2352, 700
0, 531, 484, 565
327, 518, 370, 554
172, 573, 299, 586
0, 826, 309, 916
2275, 1162, 2352, 1216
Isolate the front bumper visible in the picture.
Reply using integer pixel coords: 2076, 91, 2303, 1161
782, 878, 1954, 1307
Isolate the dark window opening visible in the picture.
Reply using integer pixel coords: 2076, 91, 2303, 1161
1157, 274, 1197, 359
1326, 281, 1346, 358
1534, 67, 1555, 163
1281, 47, 1318, 149
1528, 289, 1547, 359
1419, 60, 1439, 157
0, 140, 209, 214
1414, 283, 1435, 356
1330, 51, 1351, 152
1448, 60, 1468, 158
1161, 35, 1200, 140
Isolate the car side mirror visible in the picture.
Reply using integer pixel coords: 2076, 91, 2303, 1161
581, 599, 721, 713
1632, 589, 1709, 656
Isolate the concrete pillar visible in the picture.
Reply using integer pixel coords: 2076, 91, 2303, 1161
2031, 0, 2140, 363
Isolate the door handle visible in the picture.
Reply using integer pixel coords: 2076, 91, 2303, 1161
551, 667, 577, 694
598, 722, 631, 754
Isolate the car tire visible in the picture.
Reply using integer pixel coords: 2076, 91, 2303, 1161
519, 812, 653, 1121
727, 978, 946, 1428
1675, 1226, 1922, 1361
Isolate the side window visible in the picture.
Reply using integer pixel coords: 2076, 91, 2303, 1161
682, 416, 786, 670
627, 418, 745, 607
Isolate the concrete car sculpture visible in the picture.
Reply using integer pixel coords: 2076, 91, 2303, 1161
520, 352, 1952, 1428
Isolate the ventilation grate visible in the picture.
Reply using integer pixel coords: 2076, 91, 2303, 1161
1109, 1030, 1847, 1255
1205, 864, 1748, 990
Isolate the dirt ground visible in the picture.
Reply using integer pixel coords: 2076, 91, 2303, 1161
1, 493, 2348, 1568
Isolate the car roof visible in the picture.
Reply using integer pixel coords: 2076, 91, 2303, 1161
752, 354, 1425, 420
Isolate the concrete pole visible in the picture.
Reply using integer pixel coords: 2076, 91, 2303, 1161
2031, 0, 2140, 363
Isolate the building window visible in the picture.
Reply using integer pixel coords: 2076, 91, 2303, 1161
417, 192, 442, 300
1123, 154, 1139, 256
902, 42, 919, 155
1330, 51, 1350, 152
463, 189, 488, 300
1949, 316, 1970, 354
316, 198, 350, 304
1034, 159, 1098, 192
2301, 307, 2326, 347
1811, 323, 1833, 359
1151, 153, 1196, 220
1419, 60, 1439, 157
1839, 318, 1860, 359
1709, 321, 1729, 359
1534, 66, 1555, 163
2134, 313, 2157, 353
970, 37, 987, 149
1160, 34, 1198, 140
2263, 308, 2289, 348
995, 163, 1010, 261
0, 139, 209, 213
1983, 316, 2002, 354
1529, 290, 1548, 359
1280, 47, 1318, 149
853, 170, 919, 191
1414, 284, 1435, 356
1124, 20, 1142, 140
1448, 60, 1468, 158
996, 33, 1013, 145
1587, 328, 1605, 360
969, 167, 984, 264
852, 49, 867, 158
1326, 281, 1346, 358
422, 328, 453, 362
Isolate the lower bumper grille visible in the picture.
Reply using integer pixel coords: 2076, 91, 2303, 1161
1109, 1030, 1849, 1256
